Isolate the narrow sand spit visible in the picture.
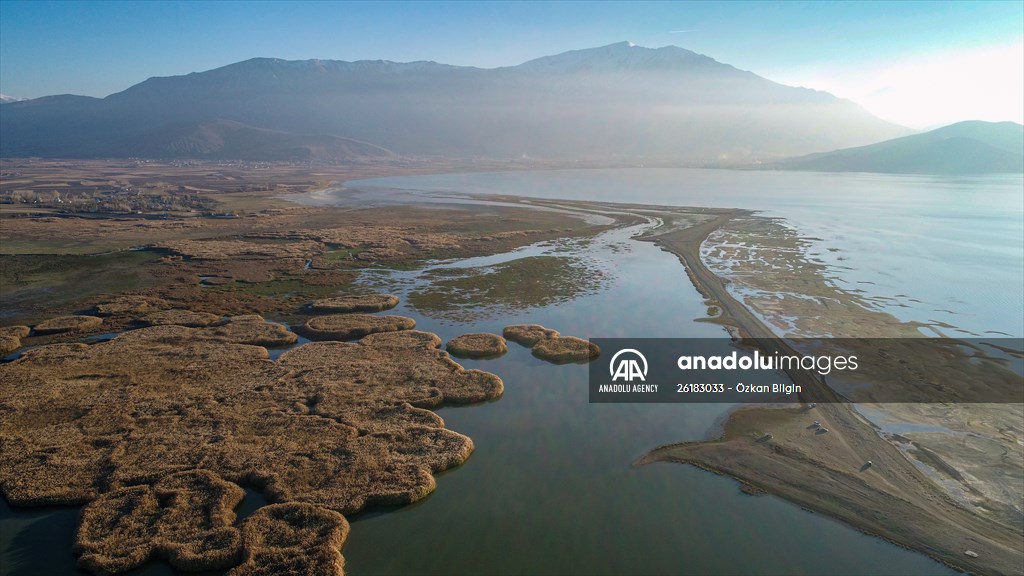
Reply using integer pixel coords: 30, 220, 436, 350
33, 315, 103, 335
309, 294, 400, 313
447, 333, 508, 358
503, 324, 600, 363
0, 324, 502, 575
635, 208, 1024, 576
303, 314, 416, 340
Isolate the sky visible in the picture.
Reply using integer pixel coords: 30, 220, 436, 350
1, 1, 1021, 129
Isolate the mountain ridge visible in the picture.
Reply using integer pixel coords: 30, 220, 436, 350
1, 42, 911, 162
774, 120, 1024, 174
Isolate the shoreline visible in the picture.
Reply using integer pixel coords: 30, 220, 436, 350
275, 189, 1024, 574
4, 167, 1020, 574
637, 211, 1023, 575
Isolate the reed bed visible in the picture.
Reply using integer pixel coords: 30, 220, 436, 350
33, 315, 103, 335
503, 324, 600, 363
0, 325, 503, 574
302, 314, 415, 341
446, 333, 508, 358
308, 294, 400, 313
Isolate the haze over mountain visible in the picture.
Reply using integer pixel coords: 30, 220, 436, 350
775, 121, 1024, 174
0, 42, 911, 163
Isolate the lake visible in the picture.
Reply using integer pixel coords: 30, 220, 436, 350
5, 167, 1004, 575
344, 168, 1024, 339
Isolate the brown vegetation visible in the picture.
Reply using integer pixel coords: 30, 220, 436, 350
0, 326, 30, 354
0, 326, 31, 339
202, 315, 298, 347
0, 336, 20, 354
33, 315, 103, 335
360, 330, 443, 350
446, 333, 508, 358
142, 309, 223, 327
503, 324, 600, 363
502, 324, 559, 347
94, 295, 169, 317
309, 294, 400, 313
0, 160, 614, 574
75, 469, 244, 575
302, 314, 415, 341
531, 336, 600, 363
155, 239, 324, 262
0, 324, 503, 573
230, 503, 349, 576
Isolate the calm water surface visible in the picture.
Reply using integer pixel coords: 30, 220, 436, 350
0, 172, 975, 575
347, 168, 1024, 338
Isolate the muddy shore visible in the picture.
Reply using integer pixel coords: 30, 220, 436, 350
636, 210, 1023, 575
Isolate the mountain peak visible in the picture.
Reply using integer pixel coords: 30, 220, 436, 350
516, 42, 724, 73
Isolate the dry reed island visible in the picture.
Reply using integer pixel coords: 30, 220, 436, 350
1, 159, 1021, 575
0, 159, 612, 574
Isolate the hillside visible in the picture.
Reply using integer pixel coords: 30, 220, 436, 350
775, 121, 1024, 174
0, 42, 910, 163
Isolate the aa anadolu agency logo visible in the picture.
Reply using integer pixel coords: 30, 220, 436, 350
609, 348, 648, 382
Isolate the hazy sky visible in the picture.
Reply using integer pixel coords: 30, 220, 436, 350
1, 0, 1021, 128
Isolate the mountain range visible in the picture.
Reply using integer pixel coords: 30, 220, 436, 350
1, 42, 912, 163
775, 121, 1023, 174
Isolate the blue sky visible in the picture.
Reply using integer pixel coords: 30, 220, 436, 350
1, 1, 1021, 127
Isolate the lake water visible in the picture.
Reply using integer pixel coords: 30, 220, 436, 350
345, 168, 1024, 339
2, 168, 994, 575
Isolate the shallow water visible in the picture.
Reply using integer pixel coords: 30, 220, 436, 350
0, 189, 965, 575
345, 168, 1024, 339
334, 214, 959, 576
